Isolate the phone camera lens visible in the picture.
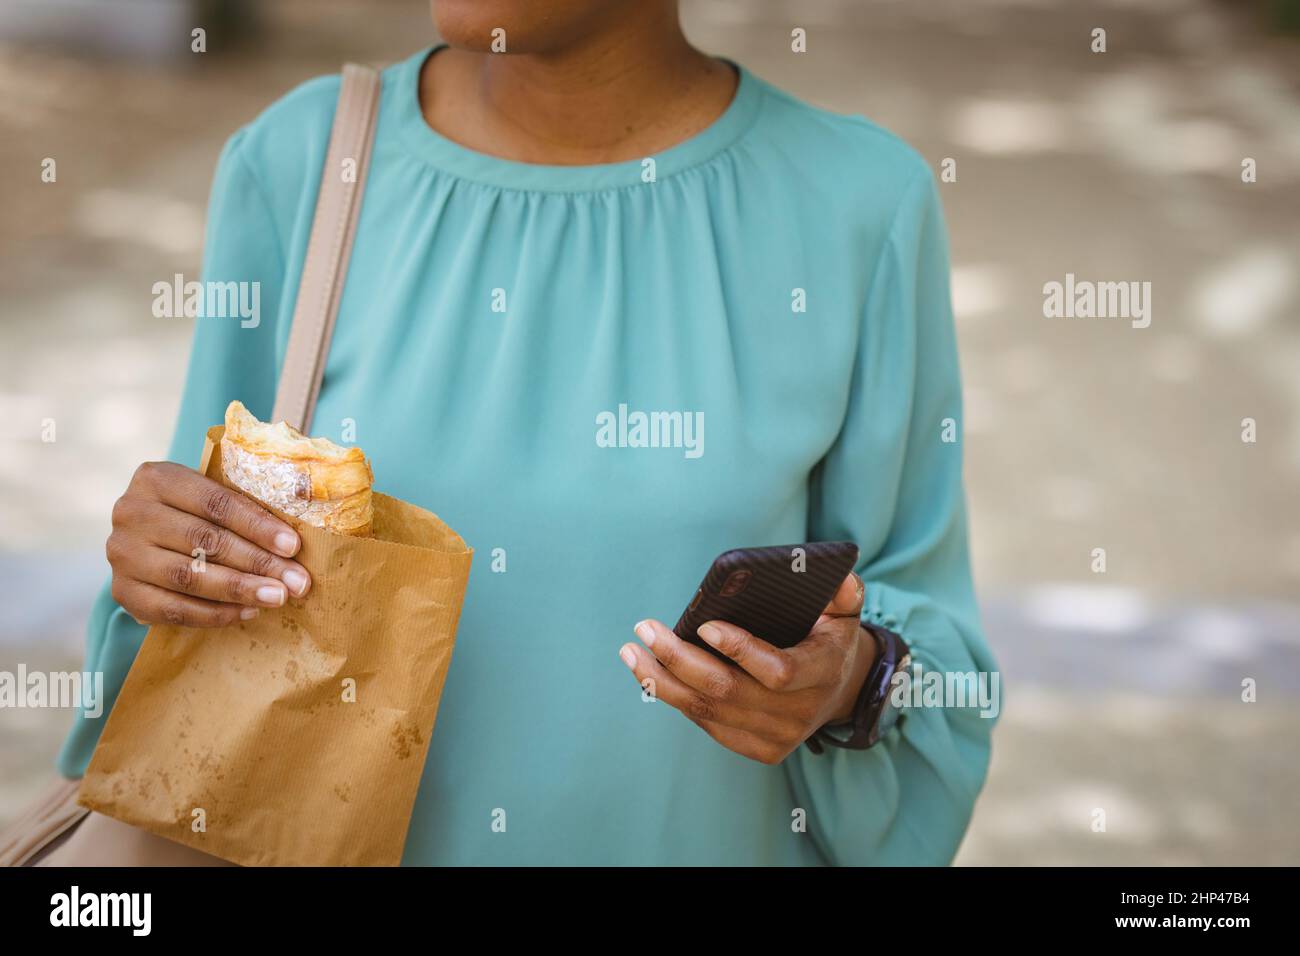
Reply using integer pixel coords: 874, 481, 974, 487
719, 570, 752, 597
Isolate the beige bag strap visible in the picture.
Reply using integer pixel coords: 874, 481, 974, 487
0, 777, 86, 867
271, 62, 382, 432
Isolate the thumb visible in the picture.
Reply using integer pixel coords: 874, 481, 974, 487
821, 572, 864, 619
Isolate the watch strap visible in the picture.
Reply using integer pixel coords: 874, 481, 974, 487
805, 623, 905, 753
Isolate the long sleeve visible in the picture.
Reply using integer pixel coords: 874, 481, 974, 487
785, 167, 998, 865
56, 130, 287, 777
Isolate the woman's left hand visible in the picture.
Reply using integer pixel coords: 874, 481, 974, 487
621, 573, 877, 764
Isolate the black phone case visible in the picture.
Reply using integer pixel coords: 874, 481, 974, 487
672, 541, 859, 661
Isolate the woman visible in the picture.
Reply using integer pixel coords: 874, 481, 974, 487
60, 0, 997, 864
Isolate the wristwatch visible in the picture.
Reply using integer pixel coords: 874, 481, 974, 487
806, 623, 910, 753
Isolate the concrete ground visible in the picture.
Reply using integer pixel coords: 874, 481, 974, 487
1, 0, 1298, 863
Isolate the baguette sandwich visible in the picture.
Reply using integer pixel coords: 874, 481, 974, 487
221, 400, 374, 537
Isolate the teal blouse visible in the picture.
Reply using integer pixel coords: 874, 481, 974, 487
59, 47, 998, 865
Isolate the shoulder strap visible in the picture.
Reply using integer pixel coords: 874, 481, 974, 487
271, 62, 382, 432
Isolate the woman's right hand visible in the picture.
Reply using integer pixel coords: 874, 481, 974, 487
107, 461, 312, 628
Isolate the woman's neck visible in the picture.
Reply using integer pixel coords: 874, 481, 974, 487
419, 12, 737, 166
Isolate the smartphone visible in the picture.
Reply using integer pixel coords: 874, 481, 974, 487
672, 541, 859, 661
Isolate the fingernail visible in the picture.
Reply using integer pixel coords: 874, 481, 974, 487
634, 620, 655, 647
619, 644, 637, 669
274, 531, 299, 557
282, 568, 310, 596
698, 623, 721, 646
239, 607, 259, 621
256, 584, 286, 606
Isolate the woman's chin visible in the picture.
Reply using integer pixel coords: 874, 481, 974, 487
431, 0, 614, 55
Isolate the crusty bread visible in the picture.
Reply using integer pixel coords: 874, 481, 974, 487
221, 401, 373, 537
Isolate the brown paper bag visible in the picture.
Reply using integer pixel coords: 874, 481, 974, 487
77, 426, 473, 866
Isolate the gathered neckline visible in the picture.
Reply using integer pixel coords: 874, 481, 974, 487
391, 45, 764, 194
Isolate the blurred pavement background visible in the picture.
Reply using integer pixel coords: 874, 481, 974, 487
1, 0, 1298, 864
